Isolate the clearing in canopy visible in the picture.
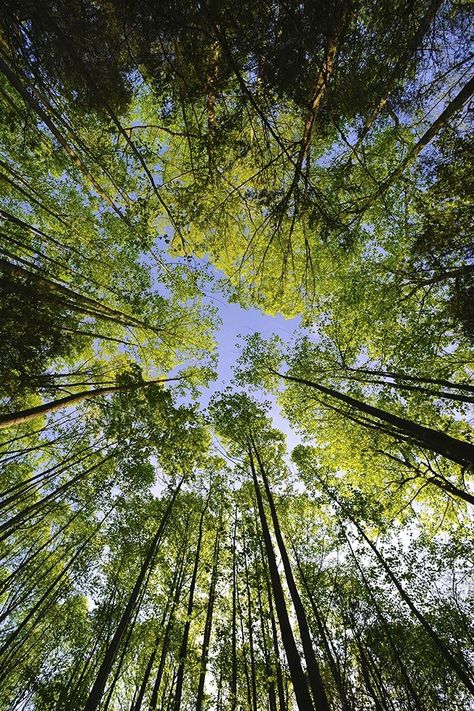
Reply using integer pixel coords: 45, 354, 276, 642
0, 1, 473, 709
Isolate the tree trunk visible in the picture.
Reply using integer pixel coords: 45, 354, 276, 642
0, 378, 176, 430
377, 449, 474, 505
0, 254, 157, 331
275, 371, 474, 467
0, 50, 126, 222
353, 0, 442, 149
252, 438, 331, 711
231, 512, 238, 710
0, 449, 119, 542
243, 544, 258, 711
344, 533, 425, 711
340, 372, 474, 405
255, 572, 278, 711
316, 479, 474, 698
292, 546, 349, 710
196, 513, 221, 711
248, 446, 315, 711
289, 8, 347, 194
260, 540, 290, 711
355, 522, 474, 697
352, 367, 474, 395
149, 548, 187, 710
365, 75, 474, 204
173, 497, 209, 710
83, 480, 183, 711
0, 508, 112, 663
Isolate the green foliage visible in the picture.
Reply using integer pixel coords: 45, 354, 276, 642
0, 2, 473, 709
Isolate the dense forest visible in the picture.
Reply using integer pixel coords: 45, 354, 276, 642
0, 1, 473, 709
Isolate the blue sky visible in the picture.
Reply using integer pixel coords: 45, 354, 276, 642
151, 269, 303, 494
207, 299, 299, 397
198, 270, 303, 452
148, 253, 305, 452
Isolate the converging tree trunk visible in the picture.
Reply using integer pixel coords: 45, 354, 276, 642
0, 377, 178, 430
83, 480, 184, 711
248, 446, 315, 711
173, 495, 209, 711
196, 511, 221, 711
274, 371, 474, 467
251, 436, 331, 711
313, 476, 474, 698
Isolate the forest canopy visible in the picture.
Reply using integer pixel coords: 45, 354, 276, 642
0, 1, 473, 709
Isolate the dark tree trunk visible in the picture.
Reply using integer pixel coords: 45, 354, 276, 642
0, 378, 175, 430
355, 522, 474, 697
243, 545, 258, 711
344, 534, 425, 711
0, 53, 127, 221
0, 449, 119, 543
149, 548, 187, 710
83, 481, 183, 711
231, 513, 238, 710
354, 0, 442, 148
275, 371, 474, 467
196, 513, 221, 711
251, 438, 330, 711
340, 372, 474, 405
0, 509, 112, 664
353, 367, 474, 395
173, 497, 209, 710
255, 564, 278, 711
377, 449, 474, 505
366, 75, 474, 203
316, 478, 474, 698
258, 529, 291, 711
128, 549, 185, 711
292, 546, 350, 710
248, 447, 315, 711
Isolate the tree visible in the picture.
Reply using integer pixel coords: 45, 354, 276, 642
1, 3, 473, 708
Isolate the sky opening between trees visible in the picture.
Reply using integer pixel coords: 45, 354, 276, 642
0, 1, 473, 709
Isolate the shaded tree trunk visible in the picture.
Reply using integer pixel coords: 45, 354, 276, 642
251, 437, 331, 711
83, 480, 183, 711
314, 477, 474, 698
231, 512, 238, 710
343, 533, 425, 711
352, 367, 474, 395
0, 377, 177, 430
353, 0, 442, 149
292, 545, 350, 710
365, 75, 474, 205
274, 371, 474, 467
248, 446, 315, 711
149, 547, 188, 710
173, 496, 209, 710
196, 512, 221, 711
257, 536, 287, 711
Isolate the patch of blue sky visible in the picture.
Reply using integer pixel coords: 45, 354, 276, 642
142, 242, 308, 457
180, 260, 304, 453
